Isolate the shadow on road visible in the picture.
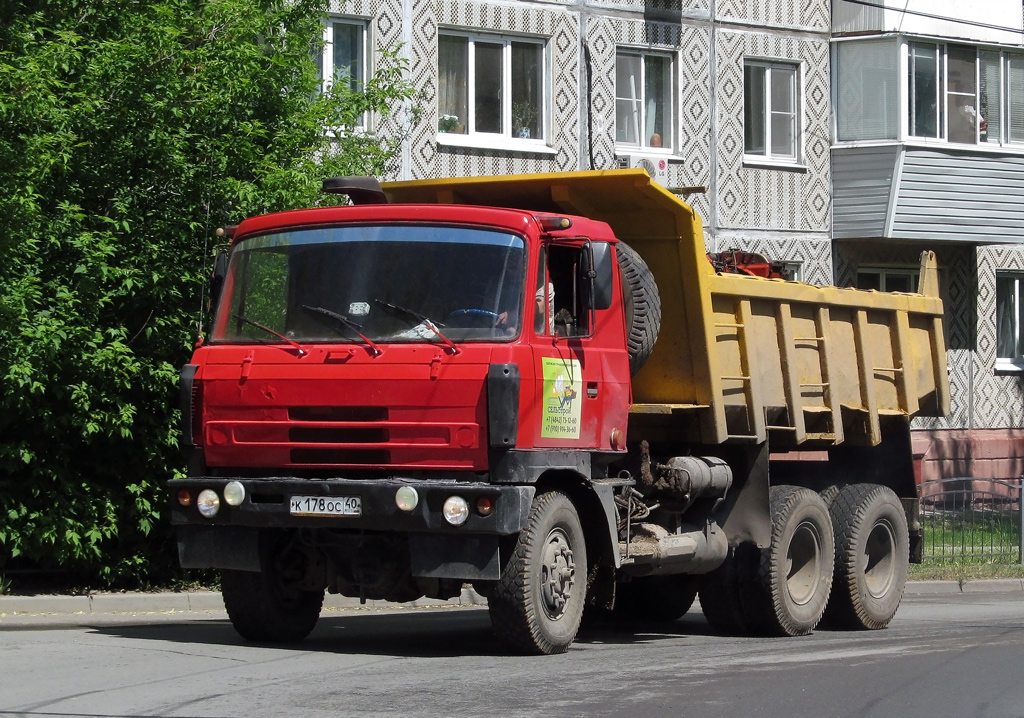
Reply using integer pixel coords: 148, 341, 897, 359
83, 607, 720, 657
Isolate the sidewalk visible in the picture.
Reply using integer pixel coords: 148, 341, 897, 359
0, 587, 487, 625
1, 580, 1021, 622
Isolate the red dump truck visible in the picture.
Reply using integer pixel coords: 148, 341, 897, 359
171, 170, 949, 654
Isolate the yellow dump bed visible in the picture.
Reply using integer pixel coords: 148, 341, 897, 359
383, 170, 950, 447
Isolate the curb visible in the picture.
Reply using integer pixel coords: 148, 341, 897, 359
0, 587, 487, 619
1, 580, 1021, 619
903, 578, 1024, 595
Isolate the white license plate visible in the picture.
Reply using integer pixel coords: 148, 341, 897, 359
289, 495, 362, 517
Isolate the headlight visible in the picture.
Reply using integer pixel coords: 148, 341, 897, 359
223, 481, 245, 507
442, 496, 470, 526
197, 489, 220, 518
395, 486, 419, 511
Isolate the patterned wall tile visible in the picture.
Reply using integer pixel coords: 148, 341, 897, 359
975, 245, 1024, 429
588, 0, 708, 15
714, 30, 832, 235
716, 0, 829, 31
715, 231, 833, 286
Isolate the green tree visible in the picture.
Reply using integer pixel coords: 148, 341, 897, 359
0, 0, 416, 586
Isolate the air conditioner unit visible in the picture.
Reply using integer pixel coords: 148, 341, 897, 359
616, 154, 669, 184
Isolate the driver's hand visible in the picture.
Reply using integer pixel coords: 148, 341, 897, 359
496, 311, 509, 327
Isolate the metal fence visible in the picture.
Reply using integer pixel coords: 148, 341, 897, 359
918, 478, 1023, 564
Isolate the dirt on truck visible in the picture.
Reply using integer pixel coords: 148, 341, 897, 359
171, 169, 949, 654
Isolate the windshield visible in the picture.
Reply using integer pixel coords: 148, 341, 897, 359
212, 224, 527, 344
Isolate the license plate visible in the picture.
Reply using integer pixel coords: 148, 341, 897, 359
289, 495, 362, 517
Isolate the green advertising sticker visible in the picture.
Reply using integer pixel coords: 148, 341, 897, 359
541, 356, 582, 439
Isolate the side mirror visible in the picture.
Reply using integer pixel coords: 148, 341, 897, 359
209, 250, 229, 316
580, 241, 614, 310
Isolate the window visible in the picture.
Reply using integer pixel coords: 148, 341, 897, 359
319, 20, 366, 127
1008, 54, 1024, 143
615, 51, 673, 150
997, 273, 1024, 362
744, 60, 800, 161
836, 39, 1024, 147
908, 42, 941, 139
856, 267, 919, 293
438, 33, 545, 141
836, 39, 899, 142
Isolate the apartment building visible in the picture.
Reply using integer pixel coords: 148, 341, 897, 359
832, 0, 1024, 482
324, 0, 1024, 482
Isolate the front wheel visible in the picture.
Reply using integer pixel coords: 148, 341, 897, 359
824, 484, 909, 630
221, 537, 324, 643
488, 491, 587, 655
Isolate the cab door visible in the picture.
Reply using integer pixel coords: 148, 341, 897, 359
530, 241, 630, 451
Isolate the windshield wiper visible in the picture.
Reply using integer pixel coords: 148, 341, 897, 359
301, 305, 382, 356
373, 299, 460, 354
231, 314, 307, 356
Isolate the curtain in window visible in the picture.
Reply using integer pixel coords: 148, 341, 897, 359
996, 276, 1018, 358
836, 40, 898, 141
1008, 54, 1024, 143
332, 22, 362, 92
475, 42, 503, 134
438, 36, 468, 133
947, 45, 978, 144
615, 54, 642, 144
980, 51, 1001, 144
644, 55, 670, 147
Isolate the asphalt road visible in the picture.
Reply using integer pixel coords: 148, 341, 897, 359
1, 589, 1023, 718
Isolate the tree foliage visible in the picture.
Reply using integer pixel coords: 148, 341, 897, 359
0, 0, 416, 585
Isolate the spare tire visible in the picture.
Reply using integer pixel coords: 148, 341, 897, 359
616, 241, 661, 375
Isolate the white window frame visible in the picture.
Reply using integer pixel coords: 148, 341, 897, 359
614, 49, 675, 152
856, 266, 920, 293
743, 59, 802, 165
904, 40, 1024, 148
996, 272, 1024, 368
320, 18, 368, 130
436, 31, 549, 151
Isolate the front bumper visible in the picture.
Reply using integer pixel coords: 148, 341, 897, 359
168, 476, 534, 535
169, 477, 535, 579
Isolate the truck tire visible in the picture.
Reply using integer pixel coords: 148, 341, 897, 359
698, 542, 760, 634
616, 241, 661, 375
221, 541, 325, 643
824, 484, 909, 630
750, 486, 835, 636
488, 491, 587, 655
614, 575, 698, 622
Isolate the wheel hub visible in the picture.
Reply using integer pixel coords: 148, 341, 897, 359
540, 528, 575, 620
785, 520, 822, 606
863, 520, 897, 598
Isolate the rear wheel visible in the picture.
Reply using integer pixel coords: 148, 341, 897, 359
824, 484, 909, 630
750, 486, 835, 636
698, 543, 760, 635
488, 491, 587, 655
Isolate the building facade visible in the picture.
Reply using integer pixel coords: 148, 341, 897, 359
831, 0, 1024, 482
326, 0, 1024, 483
